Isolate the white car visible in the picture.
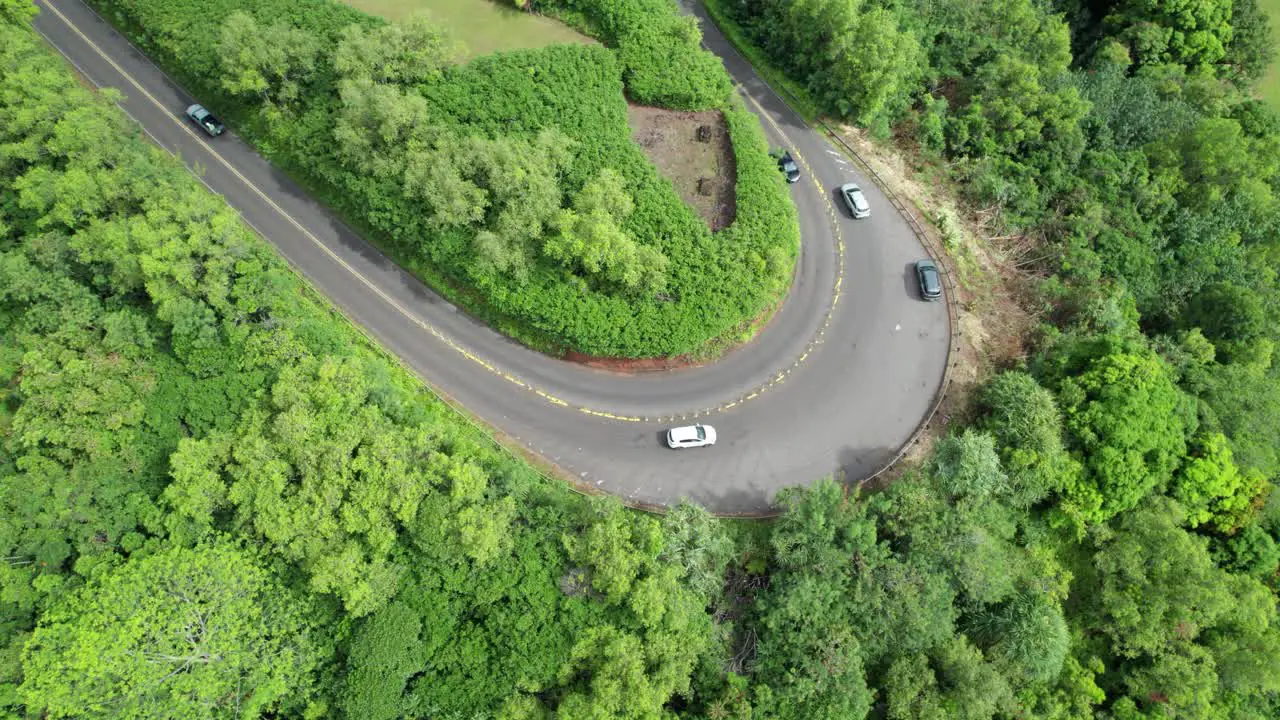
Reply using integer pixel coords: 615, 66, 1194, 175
667, 424, 717, 449
839, 183, 871, 219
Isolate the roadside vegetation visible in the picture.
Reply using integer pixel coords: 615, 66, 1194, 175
696, 0, 1280, 715
3, 1, 1280, 719
1260, 0, 1280, 108
0, 14, 731, 716
82, 0, 798, 358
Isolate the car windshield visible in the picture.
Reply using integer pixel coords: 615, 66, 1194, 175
695, 426, 706, 440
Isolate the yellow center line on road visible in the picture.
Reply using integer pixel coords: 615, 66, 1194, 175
40, 0, 847, 424
38, 0, 594, 409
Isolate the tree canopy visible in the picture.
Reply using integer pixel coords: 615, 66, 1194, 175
20, 544, 319, 719
5, 0, 1280, 718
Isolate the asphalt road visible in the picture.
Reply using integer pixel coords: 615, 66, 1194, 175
31, 0, 950, 514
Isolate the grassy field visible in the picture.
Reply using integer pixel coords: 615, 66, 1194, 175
1261, 0, 1280, 109
343, 0, 592, 56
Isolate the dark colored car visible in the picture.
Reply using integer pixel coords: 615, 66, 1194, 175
915, 259, 942, 301
184, 104, 224, 137
777, 151, 800, 183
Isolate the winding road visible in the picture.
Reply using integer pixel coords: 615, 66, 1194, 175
31, 0, 950, 514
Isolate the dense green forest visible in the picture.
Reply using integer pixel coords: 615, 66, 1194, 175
79, 0, 798, 358
0, 10, 736, 716
3, 0, 1280, 719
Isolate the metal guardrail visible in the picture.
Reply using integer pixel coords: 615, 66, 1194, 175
410, 10, 963, 510
823, 124, 962, 487
742, 74, 962, 491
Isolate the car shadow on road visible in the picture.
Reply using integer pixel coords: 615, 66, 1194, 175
695, 483, 781, 517
902, 262, 922, 301
837, 444, 897, 491
830, 186, 851, 218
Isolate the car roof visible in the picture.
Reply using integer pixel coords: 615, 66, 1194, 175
844, 185, 869, 209
669, 425, 708, 441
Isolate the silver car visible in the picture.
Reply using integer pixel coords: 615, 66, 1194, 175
666, 424, 717, 449
839, 183, 870, 219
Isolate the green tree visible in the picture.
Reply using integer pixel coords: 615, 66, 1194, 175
1172, 432, 1268, 530
552, 496, 714, 719
1, 315, 169, 576
1050, 344, 1190, 524
969, 591, 1070, 682
498, 694, 548, 720
612, 11, 732, 109
1091, 498, 1233, 658
753, 575, 872, 720
952, 55, 1087, 160
768, 478, 863, 573
658, 501, 735, 600
164, 356, 443, 616
410, 456, 517, 567
873, 472, 1024, 607
1147, 117, 1280, 217
882, 653, 948, 720
978, 371, 1077, 507
20, 544, 318, 719
882, 636, 1014, 720
1183, 282, 1268, 349
1214, 522, 1280, 580
463, 129, 572, 282
1104, 0, 1235, 70
402, 139, 487, 229
1200, 353, 1280, 479
562, 497, 662, 605
217, 11, 319, 104
743, 481, 880, 717
555, 626, 664, 720
930, 430, 1009, 501
1221, 0, 1276, 83
333, 15, 459, 85
544, 168, 669, 294
1203, 572, 1280, 698
0, 0, 36, 25
332, 77, 433, 177
1120, 642, 1220, 719
822, 7, 921, 130
341, 600, 423, 720
1014, 654, 1106, 720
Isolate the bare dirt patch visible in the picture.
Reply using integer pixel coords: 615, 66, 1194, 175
830, 124, 1042, 479
627, 105, 736, 231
